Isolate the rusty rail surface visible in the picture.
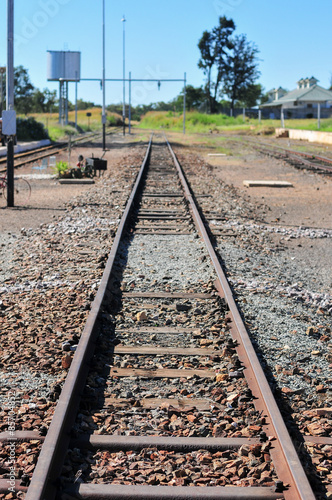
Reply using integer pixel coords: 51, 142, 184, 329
0, 130, 114, 173
242, 137, 332, 173
165, 136, 316, 500
23, 135, 153, 500
18, 134, 315, 500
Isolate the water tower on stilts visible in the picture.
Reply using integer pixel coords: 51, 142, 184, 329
47, 50, 81, 126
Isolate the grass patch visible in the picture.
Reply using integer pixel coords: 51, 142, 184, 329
24, 110, 332, 143
284, 118, 332, 133
28, 108, 122, 141
46, 124, 78, 141
248, 118, 332, 134
138, 112, 332, 135
138, 111, 252, 133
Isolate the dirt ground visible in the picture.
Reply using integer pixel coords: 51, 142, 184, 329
209, 151, 331, 229
166, 131, 332, 230
0, 133, 137, 234
171, 131, 332, 291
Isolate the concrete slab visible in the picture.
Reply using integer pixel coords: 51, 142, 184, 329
59, 179, 95, 185
0, 139, 51, 157
243, 180, 293, 188
18, 174, 56, 180
276, 128, 332, 145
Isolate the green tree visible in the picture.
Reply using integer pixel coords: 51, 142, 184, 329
237, 83, 263, 108
198, 16, 235, 114
260, 91, 270, 105
31, 88, 57, 113
31, 89, 46, 113
43, 89, 57, 113
14, 65, 35, 114
76, 98, 96, 110
1, 66, 58, 114
222, 34, 260, 112
173, 85, 206, 111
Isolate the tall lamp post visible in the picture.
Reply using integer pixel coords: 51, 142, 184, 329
121, 15, 126, 136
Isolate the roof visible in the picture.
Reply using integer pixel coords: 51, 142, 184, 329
267, 86, 287, 94
261, 84, 332, 107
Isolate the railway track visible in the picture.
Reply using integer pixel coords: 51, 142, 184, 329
0, 130, 115, 173
0, 135, 325, 499
242, 137, 332, 174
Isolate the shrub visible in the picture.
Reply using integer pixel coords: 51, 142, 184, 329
107, 114, 123, 127
16, 117, 49, 141
53, 161, 69, 177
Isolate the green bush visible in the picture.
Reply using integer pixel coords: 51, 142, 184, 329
47, 124, 78, 141
107, 114, 123, 127
53, 161, 69, 177
16, 117, 49, 141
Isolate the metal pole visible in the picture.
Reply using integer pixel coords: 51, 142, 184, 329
65, 81, 68, 125
122, 15, 126, 136
59, 81, 61, 124
102, 0, 106, 150
183, 72, 186, 135
243, 107, 245, 122
317, 102, 321, 129
6, 0, 14, 207
75, 72, 78, 130
128, 71, 131, 134
68, 134, 71, 166
258, 109, 261, 124
281, 106, 285, 128
0, 68, 5, 115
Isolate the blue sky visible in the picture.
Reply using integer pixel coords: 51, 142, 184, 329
1, 0, 332, 107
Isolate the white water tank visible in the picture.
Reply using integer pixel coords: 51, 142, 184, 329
47, 51, 81, 81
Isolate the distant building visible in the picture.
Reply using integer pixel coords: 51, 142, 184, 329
266, 87, 288, 103
261, 77, 332, 119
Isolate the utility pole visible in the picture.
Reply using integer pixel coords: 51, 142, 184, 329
6, 0, 15, 207
121, 15, 126, 136
128, 71, 131, 134
102, 0, 106, 150
0, 67, 5, 115
75, 71, 78, 130
183, 72, 186, 135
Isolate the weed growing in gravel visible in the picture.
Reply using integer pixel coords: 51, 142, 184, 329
53, 161, 69, 177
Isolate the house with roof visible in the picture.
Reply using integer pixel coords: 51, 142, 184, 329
266, 86, 288, 103
261, 77, 332, 120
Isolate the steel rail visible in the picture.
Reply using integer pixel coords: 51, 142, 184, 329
0, 144, 67, 172
63, 484, 283, 499
0, 143, 55, 164
0, 130, 115, 173
0, 144, 66, 173
23, 134, 314, 499
242, 137, 332, 173
165, 136, 316, 500
24, 135, 153, 500
244, 137, 332, 165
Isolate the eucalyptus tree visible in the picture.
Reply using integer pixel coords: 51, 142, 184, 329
198, 16, 235, 114
222, 34, 261, 112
